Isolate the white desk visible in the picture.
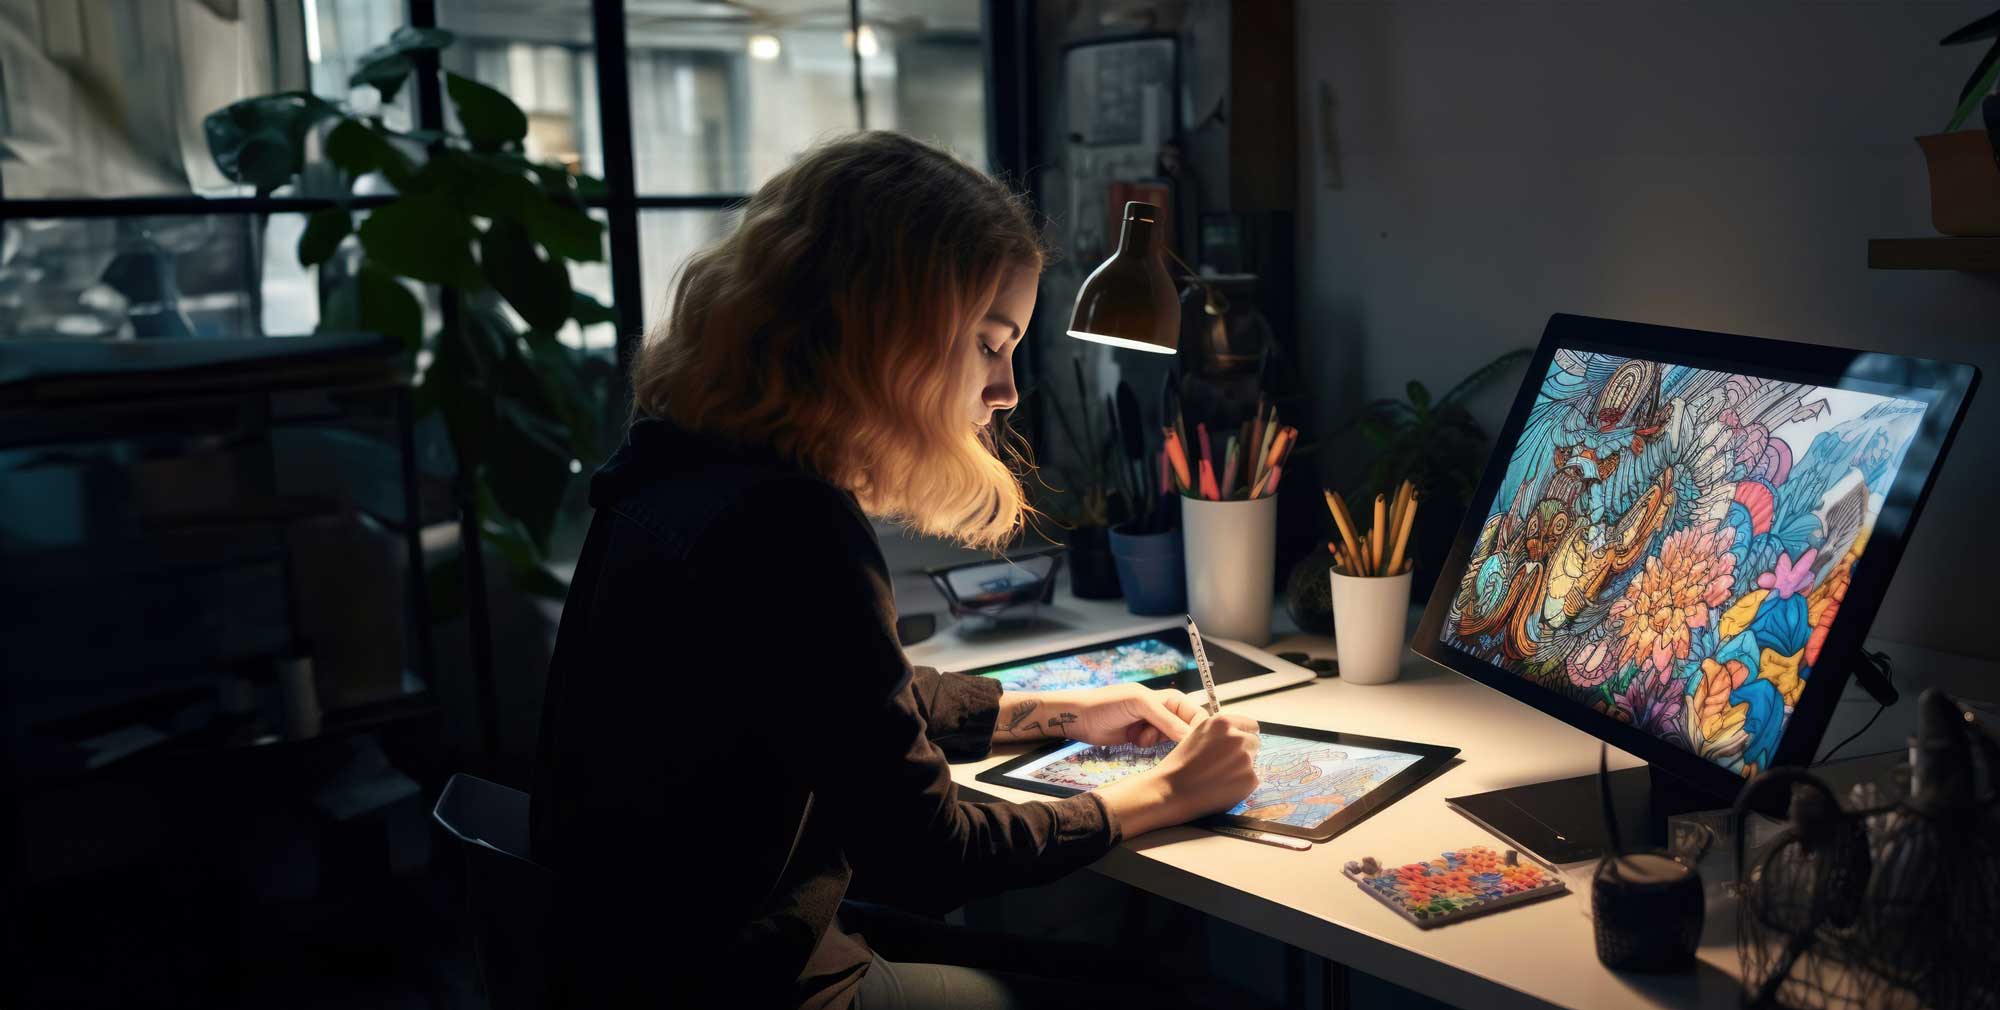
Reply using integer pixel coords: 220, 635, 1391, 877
904, 585, 1982, 1010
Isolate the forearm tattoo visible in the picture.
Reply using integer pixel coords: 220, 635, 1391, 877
999, 699, 1081, 738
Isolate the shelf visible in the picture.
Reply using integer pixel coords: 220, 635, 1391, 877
1867, 237, 2000, 271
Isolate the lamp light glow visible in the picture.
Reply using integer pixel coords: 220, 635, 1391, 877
1066, 329, 1179, 354
748, 34, 781, 61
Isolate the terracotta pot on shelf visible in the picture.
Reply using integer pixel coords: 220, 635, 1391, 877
1916, 129, 2000, 236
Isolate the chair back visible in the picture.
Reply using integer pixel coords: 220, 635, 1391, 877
433, 773, 556, 1010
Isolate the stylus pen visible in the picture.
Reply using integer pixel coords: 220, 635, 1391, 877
1184, 614, 1220, 715
1210, 825, 1312, 851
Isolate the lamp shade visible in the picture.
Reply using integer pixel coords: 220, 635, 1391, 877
1066, 201, 1179, 354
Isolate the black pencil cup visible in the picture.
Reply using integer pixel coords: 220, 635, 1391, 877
1591, 851, 1705, 972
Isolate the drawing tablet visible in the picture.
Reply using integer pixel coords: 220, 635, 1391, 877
977, 724, 1457, 843
954, 627, 1312, 700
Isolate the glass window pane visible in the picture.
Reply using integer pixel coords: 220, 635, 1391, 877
638, 209, 736, 336
626, 3, 860, 193
1, 214, 323, 341
0, 0, 407, 199
862, 1, 989, 170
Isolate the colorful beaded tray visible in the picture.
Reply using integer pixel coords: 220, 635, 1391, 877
1342, 845, 1569, 928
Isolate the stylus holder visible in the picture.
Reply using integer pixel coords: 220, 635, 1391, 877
1592, 851, 1704, 973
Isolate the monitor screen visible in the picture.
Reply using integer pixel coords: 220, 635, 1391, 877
1436, 349, 1928, 779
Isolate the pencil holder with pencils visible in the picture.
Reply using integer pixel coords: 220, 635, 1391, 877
1323, 482, 1422, 684
1161, 402, 1297, 646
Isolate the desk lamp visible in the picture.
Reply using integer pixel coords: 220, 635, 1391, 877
1067, 200, 1225, 354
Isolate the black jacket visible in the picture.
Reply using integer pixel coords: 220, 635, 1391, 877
530, 417, 1120, 1009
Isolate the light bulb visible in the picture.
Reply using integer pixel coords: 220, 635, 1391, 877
748, 34, 780, 61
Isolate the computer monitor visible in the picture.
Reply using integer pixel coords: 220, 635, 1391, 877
1412, 314, 1978, 862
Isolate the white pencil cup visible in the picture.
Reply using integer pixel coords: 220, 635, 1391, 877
1330, 567, 1413, 684
1181, 493, 1279, 646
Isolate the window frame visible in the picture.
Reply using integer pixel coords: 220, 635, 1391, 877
0, 0, 1037, 389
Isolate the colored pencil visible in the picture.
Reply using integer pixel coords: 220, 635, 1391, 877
1371, 493, 1387, 574
1198, 458, 1221, 501
1158, 448, 1171, 497
1326, 490, 1365, 568
1163, 428, 1192, 490
1387, 492, 1419, 576
1220, 437, 1240, 498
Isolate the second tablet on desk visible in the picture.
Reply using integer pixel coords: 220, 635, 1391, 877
978, 723, 1457, 844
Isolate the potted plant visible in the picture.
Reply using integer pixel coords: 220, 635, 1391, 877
202, 26, 613, 609
1028, 360, 1136, 600
1919, 8, 2000, 235
1338, 348, 1530, 603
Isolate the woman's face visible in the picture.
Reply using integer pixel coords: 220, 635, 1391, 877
965, 262, 1038, 429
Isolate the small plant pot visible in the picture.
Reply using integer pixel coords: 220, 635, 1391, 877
1067, 525, 1123, 600
1109, 522, 1186, 616
1917, 130, 2000, 236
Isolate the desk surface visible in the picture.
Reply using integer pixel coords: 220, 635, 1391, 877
904, 584, 1987, 1010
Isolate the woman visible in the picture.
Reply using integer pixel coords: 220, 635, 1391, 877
530, 132, 1262, 1010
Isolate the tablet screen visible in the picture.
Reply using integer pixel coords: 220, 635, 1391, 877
997, 733, 1426, 829
972, 636, 1194, 692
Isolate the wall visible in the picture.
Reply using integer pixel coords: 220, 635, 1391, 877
1295, 0, 2000, 661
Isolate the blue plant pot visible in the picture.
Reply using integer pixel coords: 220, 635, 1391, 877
1109, 522, 1186, 616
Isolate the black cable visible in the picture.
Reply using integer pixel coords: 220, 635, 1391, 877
1817, 702, 1887, 765
1816, 648, 1893, 765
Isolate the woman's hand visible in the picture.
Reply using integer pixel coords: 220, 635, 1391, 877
992, 684, 1207, 747
1094, 713, 1262, 837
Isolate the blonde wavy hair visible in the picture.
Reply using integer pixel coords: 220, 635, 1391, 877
630, 132, 1046, 553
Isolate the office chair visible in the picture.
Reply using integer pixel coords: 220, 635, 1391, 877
432, 774, 555, 1010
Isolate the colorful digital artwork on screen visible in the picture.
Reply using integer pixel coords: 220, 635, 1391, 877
1440, 351, 1926, 777
976, 637, 1191, 692
1007, 735, 1422, 829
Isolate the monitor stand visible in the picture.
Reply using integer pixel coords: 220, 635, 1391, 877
1445, 763, 1728, 865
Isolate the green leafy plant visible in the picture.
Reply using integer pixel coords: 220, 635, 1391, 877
1344, 348, 1530, 511
203, 27, 615, 603
1943, 8, 2000, 132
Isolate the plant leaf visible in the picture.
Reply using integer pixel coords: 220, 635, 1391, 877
575, 173, 609, 199
203, 92, 339, 193
298, 206, 352, 266
521, 196, 605, 262
1946, 40, 2000, 131
358, 194, 484, 290
324, 119, 416, 185
480, 218, 573, 331
570, 291, 617, 327
487, 402, 573, 551
1942, 9, 2000, 45
1407, 380, 1431, 411
356, 266, 423, 351
446, 71, 528, 149
388, 25, 456, 51
462, 167, 542, 222
236, 130, 298, 193
350, 50, 414, 103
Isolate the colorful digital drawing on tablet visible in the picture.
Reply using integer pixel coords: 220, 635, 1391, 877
978, 723, 1458, 842
973, 636, 1192, 692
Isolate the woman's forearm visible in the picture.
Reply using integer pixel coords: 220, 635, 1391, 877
992, 691, 1082, 742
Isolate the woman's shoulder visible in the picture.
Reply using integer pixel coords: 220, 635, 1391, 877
604, 460, 871, 562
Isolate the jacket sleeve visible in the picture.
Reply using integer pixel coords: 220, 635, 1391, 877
698, 480, 1121, 913
907, 666, 1003, 761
